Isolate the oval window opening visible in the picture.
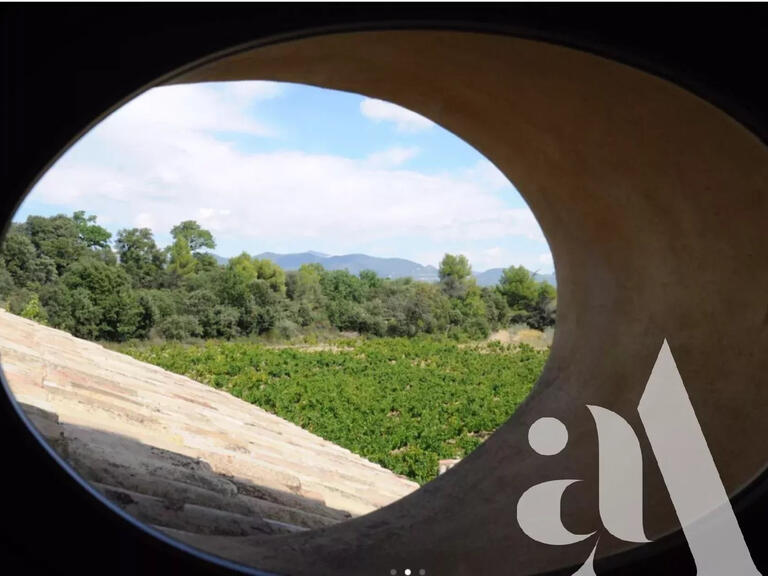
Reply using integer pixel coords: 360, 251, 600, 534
0, 80, 555, 566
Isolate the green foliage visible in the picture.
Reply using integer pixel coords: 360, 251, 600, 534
4, 210, 556, 482
7, 288, 35, 315
0, 266, 15, 298
73, 211, 112, 249
450, 284, 490, 339
69, 288, 101, 340
61, 258, 141, 340
39, 282, 74, 331
482, 286, 510, 327
193, 252, 220, 272
121, 337, 548, 484
157, 314, 203, 340
24, 214, 84, 275
115, 227, 165, 288
496, 265, 556, 329
228, 253, 287, 294
439, 253, 474, 298
135, 292, 158, 339
167, 237, 198, 279
20, 294, 47, 324
1, 229, 57, 287
438, 253, 472, 282
207, 305, 241, 339
498, 265, 538, 310
359, 269, 382, 290
0, 211, 556, 341
529, 281, 557, 330
171, 220, 216, 252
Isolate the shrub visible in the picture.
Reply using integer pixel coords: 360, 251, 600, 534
20, 294, 47, 324
157, 314, 202, 340
272, 318, 300, 341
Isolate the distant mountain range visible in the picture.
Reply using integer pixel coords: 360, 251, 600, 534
209, 251, 556, 287
256, 251, 441, 282
210, 253, 231, 266
473, 268, 557, 287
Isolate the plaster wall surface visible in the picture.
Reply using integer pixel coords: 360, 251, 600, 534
167, 31, 768, 575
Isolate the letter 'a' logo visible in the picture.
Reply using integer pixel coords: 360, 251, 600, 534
516, 340, 762, 575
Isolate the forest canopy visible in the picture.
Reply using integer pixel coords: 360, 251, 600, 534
0, 212, 556, 342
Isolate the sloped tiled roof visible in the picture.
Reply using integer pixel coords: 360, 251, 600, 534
0, 310, 418, 554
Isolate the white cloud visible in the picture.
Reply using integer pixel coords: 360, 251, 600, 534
98, 81, 282, 139
359, 98, 434, 132
224, 80, 284, 102
365, 146, 420, 168
33, 145, 544, 250
459, 159, 514, 192
26, 83, 548, 267
134, 212, 155, 229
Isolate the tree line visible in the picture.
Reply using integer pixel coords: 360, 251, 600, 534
0, 211, 556, 342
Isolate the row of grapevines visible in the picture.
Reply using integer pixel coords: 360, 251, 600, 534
119, 337, 547, 484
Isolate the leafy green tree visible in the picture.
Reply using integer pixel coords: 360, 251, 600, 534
21, 294, 47, 324
285, 265, 328, 327
24, 214, 84, 275
228, 253, 286, 294
157, 315, 203, 340
435, 254, 488, 337
385, 282, 450, 337
194, 252, 220, 272
3, 209, 555, 343
497, 266, 557, 329
481, 286, 510, 329
115, 228, 166, 288
134, 292, 158, 339
170, 220, 216, 253
207, 305, 240, 339
439, 254, 472, 281
287, 264, 325, 301
136, 288, 190, 339
216, 258, 283, 335
61, 259, 142, 340
527, 281, 557, 330
93, 246, 118, 265
68, 288, 101, 340
247, 279, 281, 334
320, 270, 367, 331
498, 265, 538, 310
359, 269, 383, 291
217, 265, 251, 311
1, 230, 36, 285
439, 254, 473, 298
73, 211, 112, 249
455, 285, 490, 339
228, 252, 258, 282
7, 288, 35, 316
166, 237, 198, 279
39, 282, 74, 331
255, 258, 286, 294
185, 289, 224, 338
0, 266, 15, 299
0, 230, 57, 287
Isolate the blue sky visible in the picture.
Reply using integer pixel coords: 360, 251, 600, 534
17, 81, 553, 273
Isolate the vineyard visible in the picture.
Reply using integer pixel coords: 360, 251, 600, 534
119, 337, 547, 484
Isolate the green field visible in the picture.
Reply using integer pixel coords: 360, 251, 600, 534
119, 337, 547, 484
